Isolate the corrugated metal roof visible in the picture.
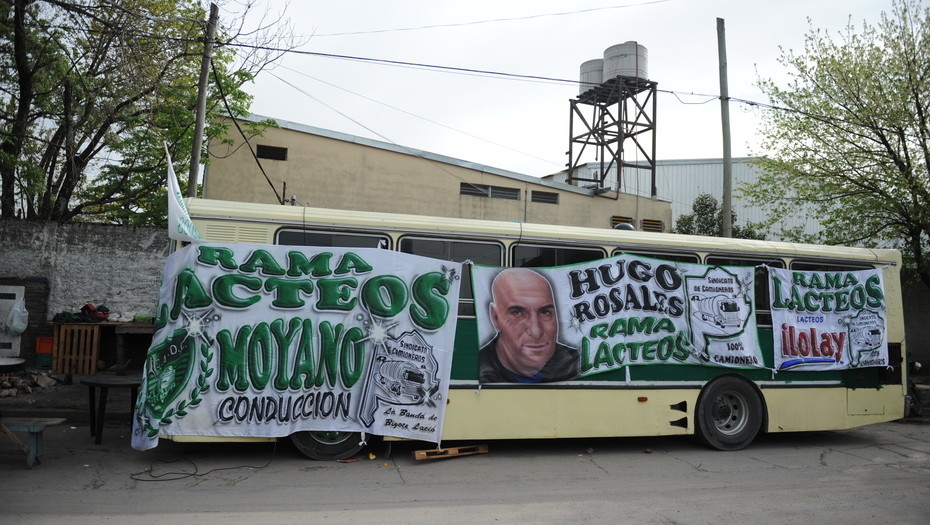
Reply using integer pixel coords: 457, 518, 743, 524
548, 159, 821, 237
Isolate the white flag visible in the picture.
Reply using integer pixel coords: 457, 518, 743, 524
165, 143, 202, 242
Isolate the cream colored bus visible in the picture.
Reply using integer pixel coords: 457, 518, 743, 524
182, 197, 908, 459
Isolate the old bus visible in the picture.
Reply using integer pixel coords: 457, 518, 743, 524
166, 198, 908, 459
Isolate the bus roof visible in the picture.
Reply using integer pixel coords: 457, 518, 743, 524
187, 198, 900, 266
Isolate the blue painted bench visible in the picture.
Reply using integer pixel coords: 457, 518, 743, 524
1, 417, 66, 468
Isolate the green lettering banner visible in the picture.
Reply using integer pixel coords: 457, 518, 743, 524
769, 266, 888, 370
132, 244, 462, 451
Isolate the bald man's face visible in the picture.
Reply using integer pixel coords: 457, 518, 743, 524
489, 270, 558, 377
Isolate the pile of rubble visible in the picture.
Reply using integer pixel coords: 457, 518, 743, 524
0, 370, 70, 398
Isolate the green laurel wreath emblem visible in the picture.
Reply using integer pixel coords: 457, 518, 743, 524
142, 333, 215, 437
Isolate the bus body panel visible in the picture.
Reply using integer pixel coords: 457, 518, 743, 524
762, 386, 903, 433
166, 198, 909, 448
441, 386, 697, 440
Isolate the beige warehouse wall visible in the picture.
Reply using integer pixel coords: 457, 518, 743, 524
205, 119, 671, 230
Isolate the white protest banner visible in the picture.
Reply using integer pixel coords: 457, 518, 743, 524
769, 266, 888, 370
132, 244, 461, 450
471, 254, 762, 383
165, 143, 202, 242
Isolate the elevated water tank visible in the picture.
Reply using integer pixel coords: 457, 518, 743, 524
579, 58, 603, 94
603, 41, 648, 80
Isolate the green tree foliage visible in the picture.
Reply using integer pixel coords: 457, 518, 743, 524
0, 0, 288, 224
743, 0, 930, 287
674, 193, 765, 240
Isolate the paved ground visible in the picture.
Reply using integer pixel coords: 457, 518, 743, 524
2, 370, 929, 524
2, 412, 929, 524
1, 371, 134, 424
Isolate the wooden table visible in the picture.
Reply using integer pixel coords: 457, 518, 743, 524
114, 322, 155, 374
80, 375, 142, 445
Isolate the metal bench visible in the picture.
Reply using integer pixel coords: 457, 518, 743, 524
1, 417, 66, 468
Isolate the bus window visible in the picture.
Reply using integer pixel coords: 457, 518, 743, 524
276, 229, 390, 248
790, 260, 873, 272
613, 249, 700, 264
512, 243, 605, 268
399, 237, 504, 317
705, 255, 784, 327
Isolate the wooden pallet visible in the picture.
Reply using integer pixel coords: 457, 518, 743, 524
54, 324, 100, 375
412, 444, 488, 461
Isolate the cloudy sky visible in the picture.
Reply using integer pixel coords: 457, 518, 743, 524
232, 0, 892, 177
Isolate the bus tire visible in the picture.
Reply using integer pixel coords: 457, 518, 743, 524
696, 376, 763, 451
290, 431, 365, 460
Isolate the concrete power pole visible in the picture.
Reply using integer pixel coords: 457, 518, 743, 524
188, 3, 219, 197
717, 17, 733, 238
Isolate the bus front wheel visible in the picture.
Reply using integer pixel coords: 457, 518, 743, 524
696, 377, 763, 451
290, 431, 365, 460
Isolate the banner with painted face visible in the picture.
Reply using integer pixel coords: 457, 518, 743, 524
132, 244, 462, 451
471, 254, 763, 383
768, 266, 888, 370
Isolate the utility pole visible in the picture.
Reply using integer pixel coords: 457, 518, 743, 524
717, 17, 733, 238
188, 3, 219, 197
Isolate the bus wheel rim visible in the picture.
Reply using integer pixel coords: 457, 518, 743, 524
712, 391, 749, 436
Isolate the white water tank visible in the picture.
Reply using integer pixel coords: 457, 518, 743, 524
603, 41, 648, 80
579, 58, 603, 94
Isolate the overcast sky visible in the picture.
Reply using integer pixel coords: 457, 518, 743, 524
233, 0, 893, 178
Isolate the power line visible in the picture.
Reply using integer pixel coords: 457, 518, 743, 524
212, 62, 283, 204
24, 15, 930, 146
275, 64, 563, 168
28, 20, 905, 136
268, 71, 560, 225
309, 1, 675, 37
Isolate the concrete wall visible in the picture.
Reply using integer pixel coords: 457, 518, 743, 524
0, 220, 169, 322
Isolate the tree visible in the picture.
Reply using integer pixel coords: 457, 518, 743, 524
674, 193, 765, 239
743, 0, 930, 287
0, 0, 293, 224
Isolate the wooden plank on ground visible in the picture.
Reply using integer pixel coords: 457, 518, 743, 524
412, 444, 488, 461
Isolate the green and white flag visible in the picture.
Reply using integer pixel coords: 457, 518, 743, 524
132, 244, 462, 450
165, 144, 202, 242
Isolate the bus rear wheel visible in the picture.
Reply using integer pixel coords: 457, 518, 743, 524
696, 377, 763, 451
290, 431, 365, 460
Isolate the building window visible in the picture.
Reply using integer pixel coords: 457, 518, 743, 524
460, 183, 520, 200
531, 191, 559, 204
256, 144, 288, 161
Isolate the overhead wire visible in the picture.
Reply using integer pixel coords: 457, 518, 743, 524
23, 2, 926, 213
268, 71, 561, 225
27, 19, 903, 142
212, 62, 284, 204
276, 64, 563, 169
309, 1, 675, 37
